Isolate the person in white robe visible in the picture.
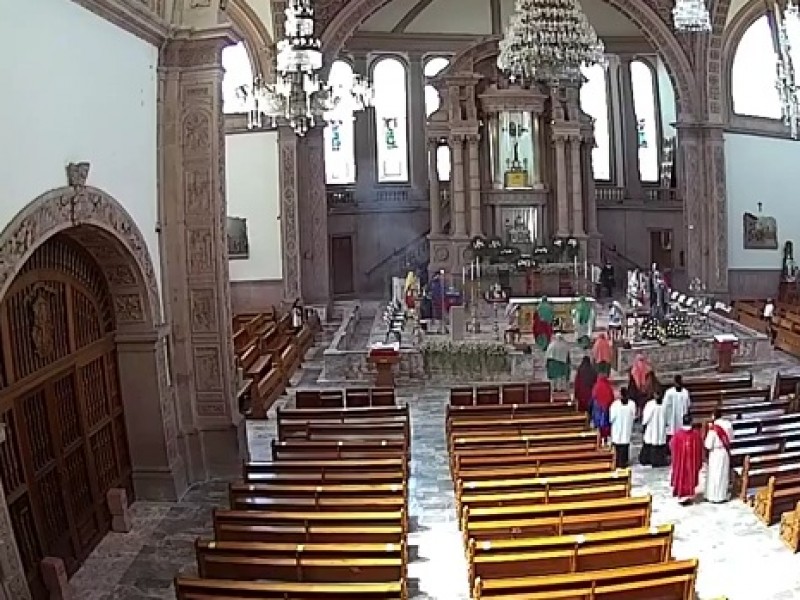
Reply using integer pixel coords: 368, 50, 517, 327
705, 408, 735, 503
663, 374, 691, 443
641, 394, 668, 467
609, 388, 637, 468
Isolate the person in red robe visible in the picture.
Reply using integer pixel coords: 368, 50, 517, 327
573, 356, 597, 414
670, 413, 704, 504
590, 374, 615, 445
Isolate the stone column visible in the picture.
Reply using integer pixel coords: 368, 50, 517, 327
553, 133, 570, 237
298, 127, 331, 304
619, 56, 644, 201
569, 135, 585, 237
451, 135, 467, 237
467, 135, 482, 237
352, 53, 376, 199
428, 140, 441, 234
278, 128, 303, 301
159, 31, 242, 481
408, 54, 428, 197
583, 136, 601, 264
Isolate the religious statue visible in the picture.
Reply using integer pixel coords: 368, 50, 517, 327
627, 269, 642, 308
608, 301, 625, 341
782, 241, 798, 283
572, 296, 595, 349
404, 270, 419, 312
533, 296, 555, 350
503, 120, 530, 188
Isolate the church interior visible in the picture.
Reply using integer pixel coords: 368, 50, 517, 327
4, 0, 800, 598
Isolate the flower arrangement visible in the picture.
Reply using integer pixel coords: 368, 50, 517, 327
640, 314, 689, 344
420, 341, 510, 376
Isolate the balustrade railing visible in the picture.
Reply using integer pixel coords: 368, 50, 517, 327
595, 185, 680, 205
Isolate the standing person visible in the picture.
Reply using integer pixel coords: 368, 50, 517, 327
670, 414, 704, 505
590, 373, 615, 446
609, 388, 636, 468
291, 299, 304, 332
600, 262, 615, 298
573, 356, 598, 414
641, 392, 668, 467
572, 296, 595, 349
705, 408, 734, 503
763, 298, 776, 344
664, 374, 691, 446
628, 354, 653, 413
545, 334, 571, 392
533, 297, 555, 350
592, 332, 613, 376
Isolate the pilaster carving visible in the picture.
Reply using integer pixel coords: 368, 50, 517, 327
299, 128, 330, 303
278, 128, 302, 301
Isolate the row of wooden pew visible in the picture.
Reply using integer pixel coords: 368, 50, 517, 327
233, 311, 316, 418
445, 391, 699, 599
732, 297, 800, 358
175, 400, 411, 599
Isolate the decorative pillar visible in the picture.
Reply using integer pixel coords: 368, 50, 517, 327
451, 135, 467, 237
352, 53, 377, 198
428, 140, 441, 234
553, 133, 570, 237
408, 54, 428, 196
569, 135, 585, 237
159, 30, 242, 481
582, 134, 601, 264
467, 134, 482, 237
278, 127, 302, 301
619, 56, 644, 201
298, 127, 331, 304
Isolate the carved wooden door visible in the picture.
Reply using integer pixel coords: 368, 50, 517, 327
0, 235, 132, 599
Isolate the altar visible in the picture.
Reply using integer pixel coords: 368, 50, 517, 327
508, 296, 596, 333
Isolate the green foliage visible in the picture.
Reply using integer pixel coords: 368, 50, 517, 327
420, 341, 511, 377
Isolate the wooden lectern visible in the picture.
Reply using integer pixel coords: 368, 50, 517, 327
369, 344, 401, 388
713, 334, 739, 374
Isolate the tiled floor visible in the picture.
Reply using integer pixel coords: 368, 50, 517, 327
68, 331, 800, 600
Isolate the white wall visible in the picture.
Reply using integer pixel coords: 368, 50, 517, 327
0, 0, 160, 292
225, 131, 283, 281
725, 133, 800, 269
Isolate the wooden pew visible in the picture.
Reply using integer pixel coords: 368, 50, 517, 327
682, 372, 752, 393
735, 451, 800, 499
458, 480, 630, 512
212, 508, 407, 543
281, 421, 410, 443
243, 459, 407, 484
455, 453, 615, 483
456, 469, 630, 499
175, 577, 406, 599
451, 430, 599, 454
453, 447, 613, 475
450, 382, 553, 406
471, 559, 698, 600
296, 388, 397, 408
466, 524, 674, 588
774, 372, 800, 399
447, 414, 588, 439
228, 482, 407, 513
446, 403, 577, 424
453, 442, 605, 473
195, 539, 407, 583
271, 439, 408, 462
730, 428, 800, 467
732, 413, 800, 436
690, 386, 771, 405
780, 501, 800, 553
753, 474, 800, 525
462, 495, 652, 542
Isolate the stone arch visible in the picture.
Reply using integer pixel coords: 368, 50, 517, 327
227, 0, 275, 80
0, 184, 186, 599
320, 0, 700, 118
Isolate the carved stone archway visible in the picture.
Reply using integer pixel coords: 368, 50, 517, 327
0, 182, 186, 600
319, 0, 701, 118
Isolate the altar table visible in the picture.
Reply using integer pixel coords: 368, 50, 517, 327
508, 296, 596, 334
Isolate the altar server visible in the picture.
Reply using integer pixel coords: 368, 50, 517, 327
592, 332, 613, 376
545, 334, 570, 392
641, 393, 668, 467
664, 374, 691, 443
609, 388, 636, 468
705, 408, 734, 503
670, 413, 703, 504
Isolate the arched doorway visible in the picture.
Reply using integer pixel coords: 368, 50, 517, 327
0, 233, 132, 598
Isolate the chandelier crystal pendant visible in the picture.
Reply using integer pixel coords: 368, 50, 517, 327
497, 0, 606, 83
776, 0, 800, 138
672, 0, 711, 33
238, 0, 374, 136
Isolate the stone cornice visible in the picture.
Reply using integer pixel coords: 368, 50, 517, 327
72, 0, 172, 46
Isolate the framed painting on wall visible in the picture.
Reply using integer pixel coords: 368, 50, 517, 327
227, 216, 249, 259
743, 212, 778, 250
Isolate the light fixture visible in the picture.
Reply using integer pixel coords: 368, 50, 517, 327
497, 0, 606, 83
672, 0, 711, 33
236, 1, 373, 136
775, 0, 800, 138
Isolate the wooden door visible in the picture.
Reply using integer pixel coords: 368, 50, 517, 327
0, 234, 132, 599
331, 235, 355, 296
649, 229, 674, 272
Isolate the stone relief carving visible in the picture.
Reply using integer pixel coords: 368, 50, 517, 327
114, 294, 145, 322
66, 161, 90, 188
28, 284, 56, 359
105, 265, 137, 286
188, 229, 214, 274
279, 135, 301, 300
183, 111, 212, 155
190, 289, 217, 333
194, 347, 223, 392
186, 168, 212, 214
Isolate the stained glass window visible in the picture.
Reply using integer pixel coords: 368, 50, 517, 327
731, 15, 782, 119
630, 60, 659, 182
373, 58, 409, 183
222, 42, 253, 114
324, 60, 357, 184
579, 64, 611, 181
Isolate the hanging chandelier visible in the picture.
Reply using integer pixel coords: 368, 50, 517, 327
775, 0, 800, 138
497, 0, 605, 83
237, 0, 373, 136
672, 0, 711, 32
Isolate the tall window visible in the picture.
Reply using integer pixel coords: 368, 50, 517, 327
324, 60, 357, 184
374, 57, 409, 183
424, 57, 451, 181
580, 64, 611, 181
630, 60, 659, 182
222, 42, 253, 114
437, 145, 451, 182
731, 16, 782, 119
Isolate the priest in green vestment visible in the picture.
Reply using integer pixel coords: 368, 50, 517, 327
572, 296, 594, 349
533, 296, 555, 351
545, 334, 571, 391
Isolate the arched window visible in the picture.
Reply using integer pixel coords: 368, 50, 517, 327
424, 57, 449, 117
437, 145, 451, 181
580, 64, 611, 181
222, 42, 254, 114
324, 60, 357, 185
373, 57, 409, 183
630, 60, 659, 182
731, 16, 782, 119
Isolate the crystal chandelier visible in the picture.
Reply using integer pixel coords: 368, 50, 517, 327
776, 0, 800, 138
237, 1, 373, 136
672, 0, 711, 33
497, 0, 606, 83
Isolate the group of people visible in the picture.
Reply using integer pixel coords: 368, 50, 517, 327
574, 351, 735, 505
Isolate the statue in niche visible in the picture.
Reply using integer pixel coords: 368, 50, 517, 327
504, 121, 530, 189
782, 241, 798, 283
